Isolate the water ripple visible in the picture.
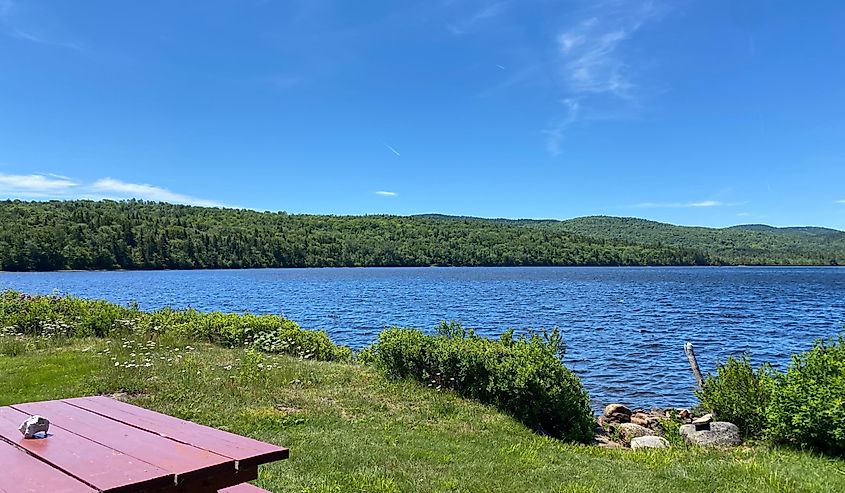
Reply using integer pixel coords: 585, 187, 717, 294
2, 266, 844, 410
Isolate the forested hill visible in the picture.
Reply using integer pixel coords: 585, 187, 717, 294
417, 214, 845, 265
541, 216, 844, 265
0, 200, 705, 271
0, 201, 840, 271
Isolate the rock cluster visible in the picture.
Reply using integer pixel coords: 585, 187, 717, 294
593, 403, 742, 450
680, 421, 741, 447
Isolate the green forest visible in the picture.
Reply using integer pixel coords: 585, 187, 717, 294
0, 200, 841, 271
553, 216, 845, 265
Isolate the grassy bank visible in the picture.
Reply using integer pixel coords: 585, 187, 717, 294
2, 335, 844, 492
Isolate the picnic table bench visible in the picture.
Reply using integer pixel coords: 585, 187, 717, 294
0, 396, 288, 493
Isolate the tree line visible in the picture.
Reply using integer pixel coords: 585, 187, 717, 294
0, 200, 711, 271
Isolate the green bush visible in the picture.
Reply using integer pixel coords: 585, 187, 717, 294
364, 321, 594, 443
0, 291, 351, 362
766, 336, 845, 455
697, 354, 774, 438
656, 409, 687, 447
0, 291, 137, 337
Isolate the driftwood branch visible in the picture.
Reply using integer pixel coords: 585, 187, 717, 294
684, 342, 704, 390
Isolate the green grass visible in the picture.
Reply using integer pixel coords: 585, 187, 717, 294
2, 337, 844, 492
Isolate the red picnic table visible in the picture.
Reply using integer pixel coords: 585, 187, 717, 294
0, 396, 288, 493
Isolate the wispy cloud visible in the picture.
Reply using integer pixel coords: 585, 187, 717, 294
375, 191, 398, 197
542, 99, 579, 156
0, 0, 86, 52
447, 1, 508, 35
634, 200, 744, 209
0, 173, 79, 198
383, 144, 401, 156
89, 178, 226, 207
836, 199, 845, 204
558, 15, 643, 98
542, 1, 665, 155
0, 172, 227, 207
36, 172, 74, 181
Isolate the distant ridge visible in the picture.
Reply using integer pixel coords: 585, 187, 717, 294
0, 200, 842, 271
419, 214, 845, 265
555, 216, 844, 265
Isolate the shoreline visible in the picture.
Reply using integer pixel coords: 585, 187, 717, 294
2, 264, 844, 274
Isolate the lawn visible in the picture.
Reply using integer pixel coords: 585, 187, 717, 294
1, 337, 844, 493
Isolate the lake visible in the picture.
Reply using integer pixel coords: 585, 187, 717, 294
2, 267, 843, 410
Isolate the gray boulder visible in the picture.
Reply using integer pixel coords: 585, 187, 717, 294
616, 422, 653, 445
680, 421, 741, 447
630, 436, 670, 449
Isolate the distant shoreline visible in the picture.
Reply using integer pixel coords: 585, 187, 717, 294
2, 264, 843, 274
2, 202, 842, 270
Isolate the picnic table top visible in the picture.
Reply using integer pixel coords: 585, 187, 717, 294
0, 396, 288, 493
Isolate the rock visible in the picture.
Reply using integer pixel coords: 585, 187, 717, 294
604, 403, 631, 417
630, 436, 670, 449
631, 412, 659, 428
616, 423, 654, 445
592, 434, 624, 449
680, 421, 741, 447
603, 403, 632, 423
692, 413, 714, 431
19, 415, 50, 439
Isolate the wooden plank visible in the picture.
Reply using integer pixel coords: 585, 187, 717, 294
0, 406, 173, 493
0, 439, 97, 493
218, 483, 271, 493
66, 397, 289, 469
13, 400, 236, 485
159, 466, 258, 493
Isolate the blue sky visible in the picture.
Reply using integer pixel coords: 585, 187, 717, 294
1, 0, 844, 229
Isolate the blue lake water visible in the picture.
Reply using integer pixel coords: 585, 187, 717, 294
2, 267, 843, 410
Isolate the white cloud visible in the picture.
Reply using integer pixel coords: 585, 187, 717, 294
90, 178, 226, 207
0, 172, 227, 207
0, 173, 79, 198
383, 143, 401, 156
634, 200, 743, 209
447, 1, 508, 35
37, 172, 74, 181
541, 1, 664, 155
0, 1, 85, 52
556, 9, 653, 98
689, 200, 721, 208
542, 98, 579, 156
558, 32, 587, 54
375, 191, 397, 197
836, 199, 845, 204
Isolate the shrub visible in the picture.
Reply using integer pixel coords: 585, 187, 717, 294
248, 321, 352, 362
696, 354, 774, 438
365, 321, 594, 443
766, 336, 845, 455
0, 290, 351, 362
656, 409, 687, 447
0, 291, 138, 337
